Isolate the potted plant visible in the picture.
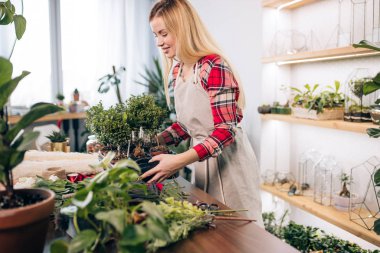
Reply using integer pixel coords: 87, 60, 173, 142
56, 93, 65, 107
290, 81, 345, 120
0, 2, 64, 252
46, 131, 68, 152
332, 172, 359, 211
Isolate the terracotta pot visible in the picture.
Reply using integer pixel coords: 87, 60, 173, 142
0, 188, 55, 253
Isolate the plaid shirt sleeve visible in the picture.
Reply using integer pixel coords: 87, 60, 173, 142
160, 64, 191, 146
192, 54, 243, 161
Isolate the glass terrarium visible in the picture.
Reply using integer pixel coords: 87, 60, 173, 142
297, 149, 322, 196
344, 68, 378, 122
314, 156, 341, 206
349, 156, 380, 230
274, 171, 296, 193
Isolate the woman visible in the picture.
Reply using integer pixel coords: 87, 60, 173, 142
141, 0, 263, 225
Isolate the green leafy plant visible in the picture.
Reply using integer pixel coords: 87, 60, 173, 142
50, 154, 213, 253
46, 131, 67, 143
85, 101, 131, 148
291, 81, 344, 114
56, 93, 65, 101
98, 65, 126, 104
263, 212, 379, 252
0, 0, 63, 208
0, 58, 63, 207
0, 0, 26, 59
126, 94, 167, 133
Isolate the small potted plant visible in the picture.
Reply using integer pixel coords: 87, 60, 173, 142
46, 131, 68, 152
333, 172, 359, 211
291, 81, 345, 120
56, 93, 65, 107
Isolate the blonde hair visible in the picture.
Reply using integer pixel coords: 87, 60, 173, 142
149, 0, 246, 109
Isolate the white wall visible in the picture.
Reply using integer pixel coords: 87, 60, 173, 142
261, 0, 380, 250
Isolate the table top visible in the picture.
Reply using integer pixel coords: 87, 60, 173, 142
9, 111, 86, 124
157, 177, 298, 253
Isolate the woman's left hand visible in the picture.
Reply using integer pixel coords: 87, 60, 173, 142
140, 154, 182, 184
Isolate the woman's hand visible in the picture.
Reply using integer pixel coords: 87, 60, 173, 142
140, 149, 199, 184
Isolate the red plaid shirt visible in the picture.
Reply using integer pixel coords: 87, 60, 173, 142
161, 54, 243, 161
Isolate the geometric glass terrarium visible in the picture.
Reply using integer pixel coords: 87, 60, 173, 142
297, 149, 322, 196
349, 156, 380, 230
314, 155, 340, 206
344, 68, 377, 122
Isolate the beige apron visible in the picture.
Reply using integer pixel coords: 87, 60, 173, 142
174, 63, 263, 226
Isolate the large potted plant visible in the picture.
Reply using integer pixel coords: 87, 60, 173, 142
0, 1, 64, 252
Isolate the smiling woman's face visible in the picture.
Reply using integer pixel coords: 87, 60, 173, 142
150, 16, 177, 59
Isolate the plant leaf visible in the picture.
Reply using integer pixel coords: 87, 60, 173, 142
0, 71, 30, 109
68, 229, 97, 253
9, 150, 25, 169
13, 14, 26, 40
0, 57, 12, 86
119, 224, 151, 246
353, 40, 380, 52
363, 81, 380, 95
15, 131, 40, 151
367, 128, 380, 138
96, 209, 125, 233
50, 240, 69, 253
374, 218, 380, 235
6, 104, 63, 143
374, 169, 380, 186
72, 190, 93, 209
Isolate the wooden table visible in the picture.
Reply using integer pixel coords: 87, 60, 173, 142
9, 112, 87, 152
157, 178, 298, 253
45, 177, 298, 253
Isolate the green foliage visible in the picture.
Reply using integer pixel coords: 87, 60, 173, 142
353, 40, 380, 96
263, 212, 379, 252
46, 131, 67, 143
291, 81, 344, 114
35, 176, 85, 208
56, 93, 65, 101
126, 94, 166, 133
86, 95, 166, 148
0, 0, 26, 40
98, 65, 125, 104
0, 57, 63, 197
51, 155, 211, 253
86, 101, 131, 147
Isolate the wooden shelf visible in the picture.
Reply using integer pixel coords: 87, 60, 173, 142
262, 46, 380, 65
262, 0, 318, 9
260, 114, 376, 134
261, 184, 380, 247
8, 112, 87, 125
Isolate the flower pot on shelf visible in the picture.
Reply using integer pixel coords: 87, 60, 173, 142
0, 188, 55, 253
292, 107, 344, 120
